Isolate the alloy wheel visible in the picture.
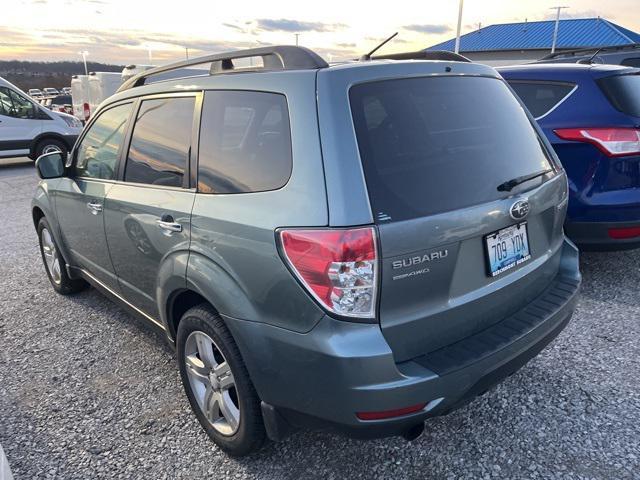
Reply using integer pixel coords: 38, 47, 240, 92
184, 331, 240, 436
41, 228, 61, 284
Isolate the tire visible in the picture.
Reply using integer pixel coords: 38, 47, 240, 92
177, 304, 266, 456
37, 217, 87, 295
33, 138, 67, 160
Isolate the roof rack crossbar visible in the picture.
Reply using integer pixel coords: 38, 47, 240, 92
117, 45, 328, 92
371, 50, 471, 62
539, 42, 640, 60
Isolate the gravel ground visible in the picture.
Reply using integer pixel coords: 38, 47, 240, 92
0, 159, 638, 479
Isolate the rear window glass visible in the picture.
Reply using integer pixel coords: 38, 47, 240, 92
507, 81, 575, 118
598, 74, 640, 117
350, 76, 553, 222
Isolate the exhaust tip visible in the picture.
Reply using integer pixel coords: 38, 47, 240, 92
401, 423, 424, 441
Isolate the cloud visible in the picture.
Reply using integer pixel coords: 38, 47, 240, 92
402, 24, 451, 34
222, 22, 245, 32
254, 18, 346, 33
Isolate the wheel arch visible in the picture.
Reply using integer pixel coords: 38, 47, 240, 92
165, 288, 214, 341
32, 205, 46, 228
30, 132, 73, 158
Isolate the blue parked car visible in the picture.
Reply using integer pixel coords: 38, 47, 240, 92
499, 64, 640, 250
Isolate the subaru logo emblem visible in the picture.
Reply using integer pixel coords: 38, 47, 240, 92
510, 200, 530, 220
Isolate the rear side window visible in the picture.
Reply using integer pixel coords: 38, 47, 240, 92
197, 91, 292, 194
124, 96, 195, 187
621, 58, 640, 68
507, 81, 575, 118
350, 76, 553, 222
598, 74, 640, 118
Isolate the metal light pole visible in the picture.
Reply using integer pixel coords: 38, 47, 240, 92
550, 6, 569, 53
294, 33, 300, 46
79, 51, 89, 75
454, 0, 464, 54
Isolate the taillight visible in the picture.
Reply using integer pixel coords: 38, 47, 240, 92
554, 128, 640, 157
83, 102, 90, 121
608, 226, 640, 239
278, 227, 378, 319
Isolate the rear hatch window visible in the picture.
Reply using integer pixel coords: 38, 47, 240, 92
598, 73, 640, 117
349, 76, 554, 222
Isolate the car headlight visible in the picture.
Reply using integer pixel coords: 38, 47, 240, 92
61, 115, 82, 128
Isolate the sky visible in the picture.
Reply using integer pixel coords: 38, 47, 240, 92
1, 0, 639, 65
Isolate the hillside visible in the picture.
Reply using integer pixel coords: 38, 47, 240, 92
0, 60, 124, 91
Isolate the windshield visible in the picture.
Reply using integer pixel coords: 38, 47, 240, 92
349, 75, 554, 222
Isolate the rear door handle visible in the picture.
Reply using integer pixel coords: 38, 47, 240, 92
86, 201, 103, 214
156, 214, 182, 235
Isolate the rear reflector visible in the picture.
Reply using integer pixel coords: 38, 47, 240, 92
554, 128, 640, 157
608, 226, 640, 239
278, 227, 378, 318
356, 403, 427, 421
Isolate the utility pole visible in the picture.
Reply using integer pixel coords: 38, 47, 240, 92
454, 0, 464, 54
294, 33, 300, 46
185, 47, 189, 60
550, 6, 569, 53
79, 51, 89, 75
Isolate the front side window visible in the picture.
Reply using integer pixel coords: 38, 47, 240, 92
124, 97, 195, 187
507, 81, 576, 118
0, 87, 37, 119
75, 103, 133, 180
197, 91, 292, 194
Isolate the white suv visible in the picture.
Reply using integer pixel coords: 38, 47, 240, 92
0, 77, 82, 159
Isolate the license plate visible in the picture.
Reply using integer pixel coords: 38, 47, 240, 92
485, 222, 531, 277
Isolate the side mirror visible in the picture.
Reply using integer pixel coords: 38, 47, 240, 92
35, 151, 66, 179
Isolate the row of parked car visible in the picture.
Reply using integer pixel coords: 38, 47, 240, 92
28, 43, 640, 456
0, 65, 158, 161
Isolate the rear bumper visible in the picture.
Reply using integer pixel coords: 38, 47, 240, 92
225, 239, 581, 440
565, 220, 640, 251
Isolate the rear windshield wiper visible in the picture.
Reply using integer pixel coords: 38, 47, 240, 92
497, 168, 553, 192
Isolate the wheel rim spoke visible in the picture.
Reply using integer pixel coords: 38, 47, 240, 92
204, 388, 222, 423
185, 353, 209, 383
219, 391, 240, 431
195, 334, 217, 369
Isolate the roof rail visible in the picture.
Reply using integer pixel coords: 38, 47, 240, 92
371, 50, 471, 62
539, 43, 640, 61
117, 45, 329, 93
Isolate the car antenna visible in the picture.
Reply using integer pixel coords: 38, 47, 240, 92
578, 47, 603, 65
360, 32, 398, 61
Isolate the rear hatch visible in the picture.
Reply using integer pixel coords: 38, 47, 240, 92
349, 74, 568, 362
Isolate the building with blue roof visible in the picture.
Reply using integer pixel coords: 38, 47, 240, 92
426, 17, 640, 66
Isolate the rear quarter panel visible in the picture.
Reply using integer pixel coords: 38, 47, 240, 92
187, 70, 328, 333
